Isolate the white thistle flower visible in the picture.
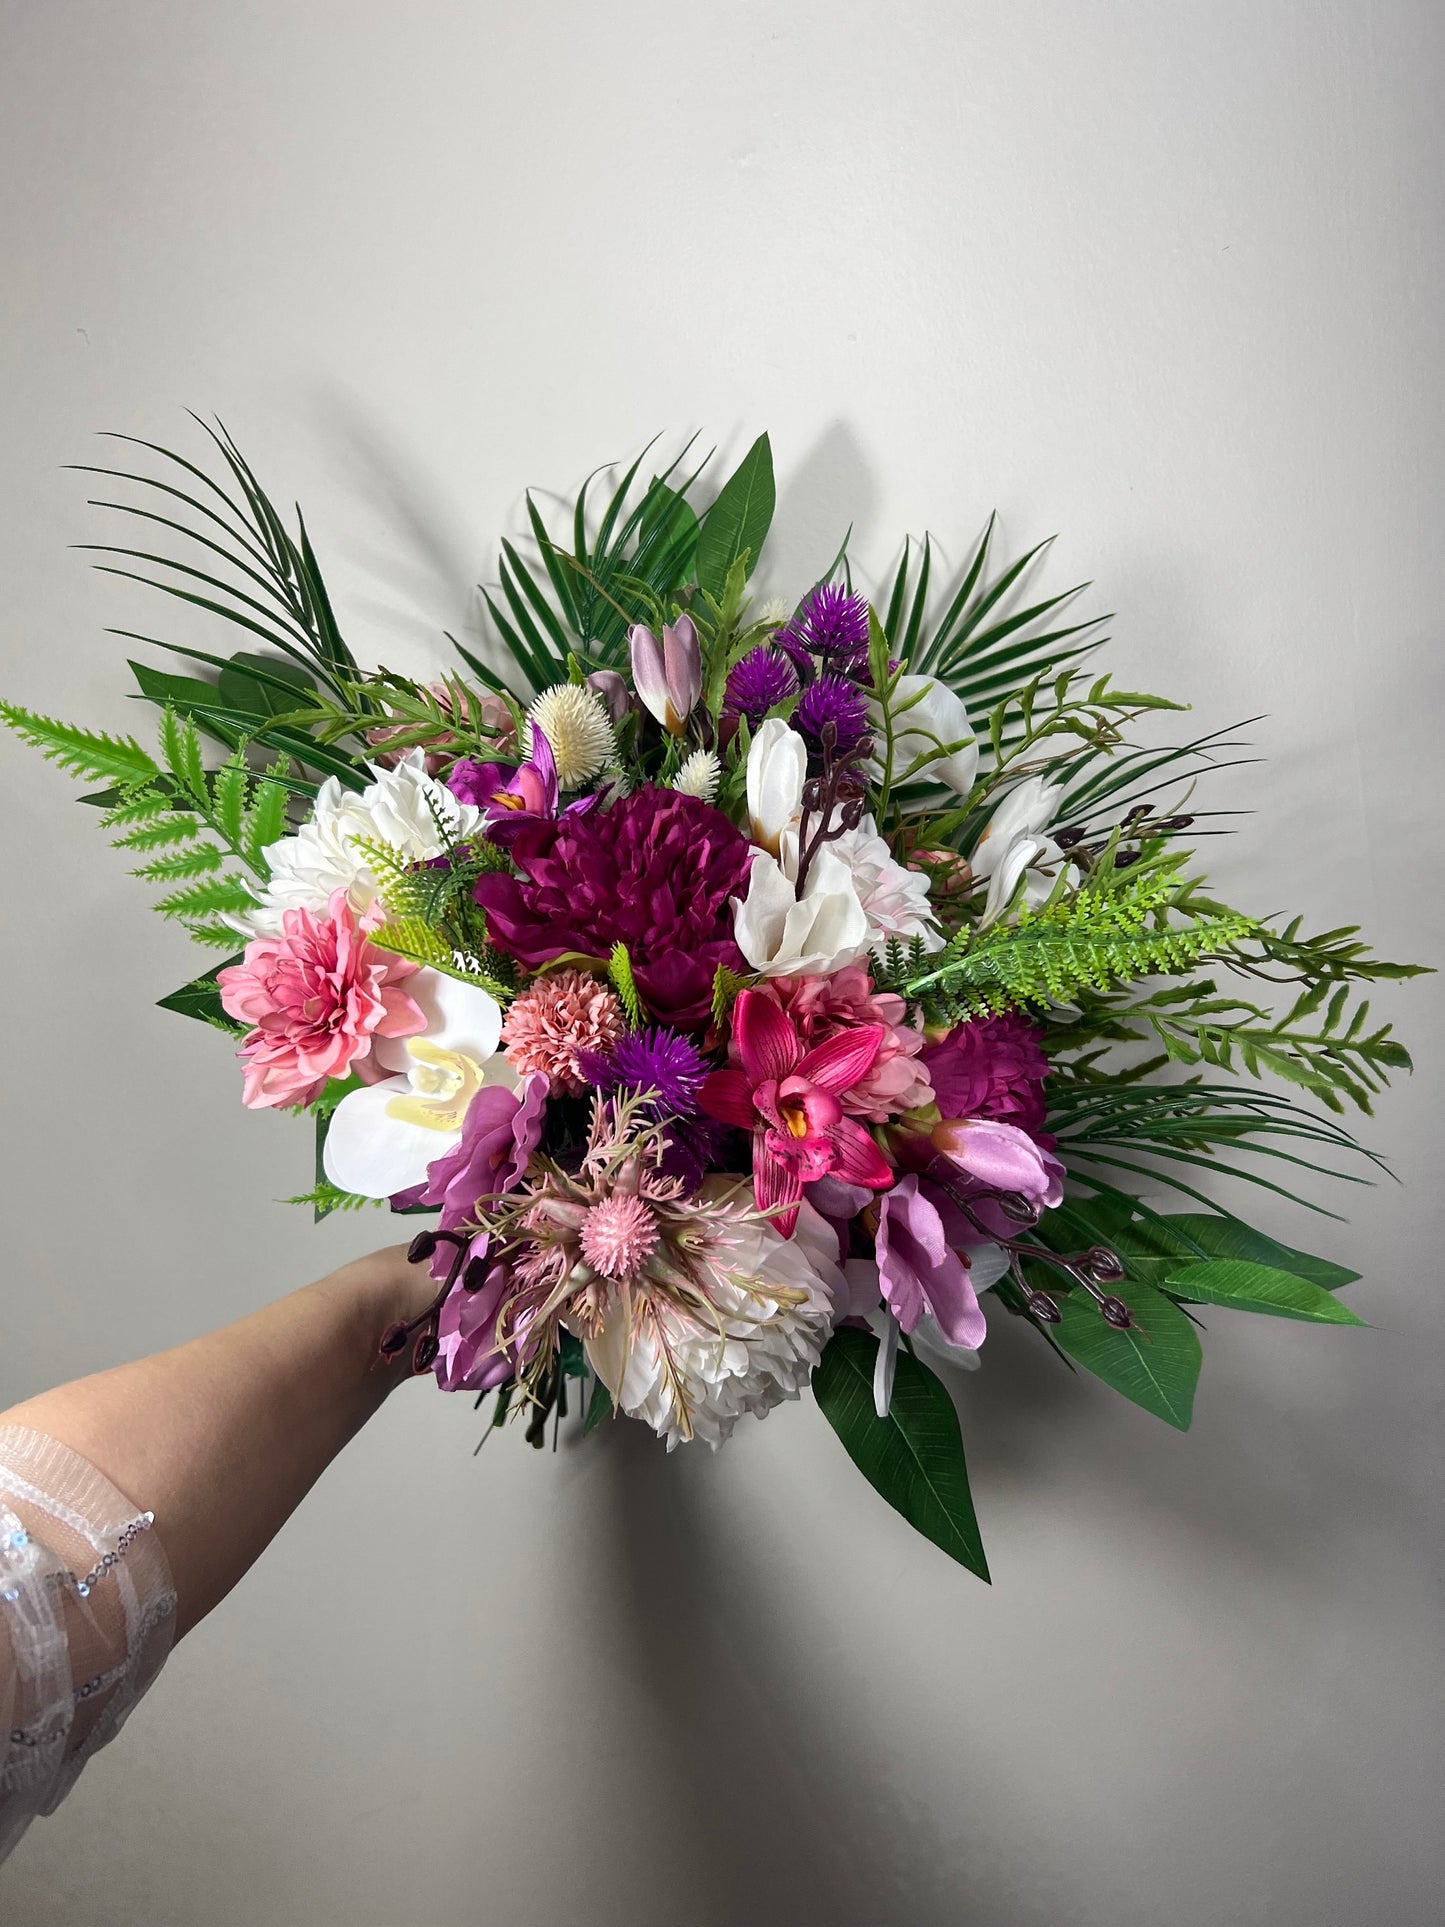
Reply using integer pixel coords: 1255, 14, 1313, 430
236, 749, 485, 938
759, 596, 792, 626
672, 747, 720, 804
525, 684, 616, 788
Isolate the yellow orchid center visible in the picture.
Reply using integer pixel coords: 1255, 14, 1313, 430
385, 1039, 486, 1133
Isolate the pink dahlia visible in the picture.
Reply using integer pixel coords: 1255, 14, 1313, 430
473, 786, 752, 1031
500, 969, 626, 1094
920, 1012, 1052, 1138
741, 966, 932, 1123
218, 889, 424, 1110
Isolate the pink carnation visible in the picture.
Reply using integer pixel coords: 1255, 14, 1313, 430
218, 889, 425, 1110
737, 965, 932, 1123
500, 969, 626, 1095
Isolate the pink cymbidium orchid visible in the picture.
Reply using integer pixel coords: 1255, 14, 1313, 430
629, 614, 702, 735
446, 727, 560, 849
699, 987, 893, 1236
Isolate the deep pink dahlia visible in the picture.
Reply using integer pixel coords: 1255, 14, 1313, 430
473, 786, 752, 1031
920, 1012, 1051, 1137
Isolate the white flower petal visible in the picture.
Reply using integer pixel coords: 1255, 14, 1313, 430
322, 1080, 462, 1198
371, 969, 503, 1074
745, 718, 807, 855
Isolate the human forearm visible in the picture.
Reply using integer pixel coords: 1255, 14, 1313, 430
1, 1246, 427, 1637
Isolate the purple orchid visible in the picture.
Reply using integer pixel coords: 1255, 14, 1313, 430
446, 728, 560, 849
928, 1115, 1065, 1239
875, 1174, 989, 1350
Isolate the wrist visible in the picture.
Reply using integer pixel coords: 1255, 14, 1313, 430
318, 1244, 440, 1398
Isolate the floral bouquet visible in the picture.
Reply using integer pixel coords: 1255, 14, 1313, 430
3, 424, 1422, 1578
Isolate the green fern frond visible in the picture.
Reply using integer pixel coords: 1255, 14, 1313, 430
283, 1182, 384, 1215
111, 813, 200, 852
133, 842, 224, 883
212, 757, 248, 846
0, 701, 160, 788
241, 768, 289, 868
371, 914, 454, 969
906, 871, 1255, 1020
185, 919, 251, 949
609, 942, 645, 1027
153, 876, 259, 922
158, 707, 207, 803
711, 964, 752, 1029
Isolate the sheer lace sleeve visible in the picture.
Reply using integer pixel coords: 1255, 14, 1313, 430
0, 1425, 176, 1862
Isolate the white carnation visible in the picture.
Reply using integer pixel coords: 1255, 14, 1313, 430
604, 1218, 836, 1450
236, 749, 485, 937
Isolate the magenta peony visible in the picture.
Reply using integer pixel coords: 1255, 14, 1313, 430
742, 965, 933, 1122
472, 786, 752, 1031
217, 890, 424, 1110
920, 1012, 1051, 1137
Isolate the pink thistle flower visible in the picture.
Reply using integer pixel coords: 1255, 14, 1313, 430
580, 1193, 662, 1279
740, 966, 932, 1123
217, 889, 424, 1110
500, 969, 626, 1095
699, 987, 894, 1236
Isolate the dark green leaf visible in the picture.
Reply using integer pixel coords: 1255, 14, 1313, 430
813, 1327, 989, 1579
694, 433, 775, 599
1051, 1283, 1201, 1429
216, 651, 318, 718
1164, 1260, 1365, 1325
156, 957, 246, 1034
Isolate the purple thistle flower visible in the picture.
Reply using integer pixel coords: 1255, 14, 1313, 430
795, 673, 873, 760
775, 583, 871, 678
723, 645, 801, 726
578, 1026, 709, 1119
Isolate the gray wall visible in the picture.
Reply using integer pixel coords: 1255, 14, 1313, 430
2, 4, 1442, 1922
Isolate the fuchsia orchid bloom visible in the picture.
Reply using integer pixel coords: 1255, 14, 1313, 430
699, 988, 894, 1236
446, 726, 560, 849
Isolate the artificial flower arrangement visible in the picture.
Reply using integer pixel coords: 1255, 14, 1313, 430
2, 423, 1423, 1578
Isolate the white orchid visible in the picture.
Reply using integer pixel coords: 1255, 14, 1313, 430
238, 750, 485, 938
744, 717, 807, 857
321, 970, 516, 1198
870, 674, 980, 794
971, 776, 1074, 924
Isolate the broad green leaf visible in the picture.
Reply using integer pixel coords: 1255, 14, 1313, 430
584, 1377, 613, 1432
1164, 1260, 1365, 1325
813, 1326, 989, 1579
156, 957, 245, 1034
1051, 1282, 1201, 1430
1159, 1214, 1360, 1291
216, 651, 318, 718
694, 432, 774, 599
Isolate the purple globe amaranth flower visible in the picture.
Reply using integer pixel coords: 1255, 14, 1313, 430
472, 786, 752, 1032
795, 673, 873, 761
578, 1025, 709, 1118
920, 1012, 1052, 1139
775, 583, 871, 679
723, 646, 800, 726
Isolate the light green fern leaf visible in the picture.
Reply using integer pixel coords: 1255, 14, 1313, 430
609, 943, 645, 1027
0, 701, 160, 788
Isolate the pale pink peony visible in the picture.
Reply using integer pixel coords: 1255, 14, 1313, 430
500, 968, 626, 1095
736, 965, 933, 1123
218, 889, 425, 1109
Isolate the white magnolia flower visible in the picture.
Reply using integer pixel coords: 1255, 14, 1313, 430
870, 674, 980, 794
672, 746, 721, 803
972, 776, 1073, 924
322, 970, 514, 1198
745, 716, 807, 856
525, 684, 616, 788
238, 750, 485, 938
583, 1212, 836, 1450
733, 841, 871, 977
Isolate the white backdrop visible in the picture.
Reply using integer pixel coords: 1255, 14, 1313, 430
2, 4, 1442, 1923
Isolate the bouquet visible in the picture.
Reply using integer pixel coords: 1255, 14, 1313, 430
3, 423, 1423, 1579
